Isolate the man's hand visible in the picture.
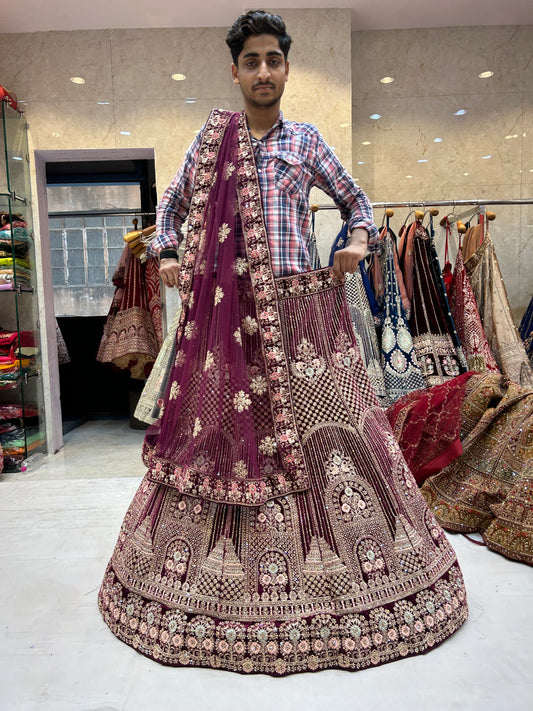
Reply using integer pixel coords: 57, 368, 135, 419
159, 257, 180, 288
332, 228, 368, 282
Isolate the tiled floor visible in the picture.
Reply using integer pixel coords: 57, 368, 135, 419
1, 421, 532, 711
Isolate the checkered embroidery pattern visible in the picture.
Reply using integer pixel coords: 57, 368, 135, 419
149, 113, 378, 277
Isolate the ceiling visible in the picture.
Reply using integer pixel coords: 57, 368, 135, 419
3, 0, 533, 33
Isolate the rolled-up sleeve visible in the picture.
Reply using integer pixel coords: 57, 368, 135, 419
146, 131, 202, 259
311, 131, 379, 253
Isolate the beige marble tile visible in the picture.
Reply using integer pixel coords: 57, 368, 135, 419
24, 100, 117, 151
352, 26, 527, 102
517, 26, 533, 93
270, 8, 352, 86
353, 93, 525, 193
109, 27, 234, 102
521, 93, 533, 184
283, 83, 352, 169
112, 98, 240, 194
0, 30, 113, 103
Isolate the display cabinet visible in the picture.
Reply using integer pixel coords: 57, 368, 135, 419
0, 98, 46, 472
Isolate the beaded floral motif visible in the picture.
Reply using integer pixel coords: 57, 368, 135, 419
332, 331, 361, 372
290, 339, 326, 382
218, 223, 231, 243
242, 315, 259, 335
233, 390, 251, 412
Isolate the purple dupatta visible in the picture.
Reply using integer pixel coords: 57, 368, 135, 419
144, 110, 309, 506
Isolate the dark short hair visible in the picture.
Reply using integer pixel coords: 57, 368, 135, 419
226, 10, 292, 65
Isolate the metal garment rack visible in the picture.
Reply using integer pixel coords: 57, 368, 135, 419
310, 198, 533, 211
48, 210, 156, 218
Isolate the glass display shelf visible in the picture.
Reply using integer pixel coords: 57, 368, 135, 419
0, 99, 46, 473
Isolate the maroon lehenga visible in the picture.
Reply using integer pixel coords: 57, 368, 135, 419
98, 110, 467, 675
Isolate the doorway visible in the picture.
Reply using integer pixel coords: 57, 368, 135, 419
33, 149, 156, 449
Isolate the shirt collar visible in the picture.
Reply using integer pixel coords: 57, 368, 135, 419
248, 111, 286, 143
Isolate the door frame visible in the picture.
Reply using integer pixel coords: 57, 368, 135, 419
33, 148, 155, 453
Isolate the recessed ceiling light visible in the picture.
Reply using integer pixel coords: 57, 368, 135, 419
434, 138, 443, 143
97, 101, 110, 105
417, 159, 428, 163
464, 172, 469, 176
406, 175, 413, 179
70, 76, 85, 84
482, 154, 492, 159
453, 109, 467, 116
479, 71, 494, 78
361, 141, 371, 146
505, 134, 518, 140
120, 130, 131, 136
369, 114, 382, 120
171, 73, 187, 81
380, 76, 394, 84
12, 156, 22, 161
357, 161, 365, 165
185, 98, 197, 104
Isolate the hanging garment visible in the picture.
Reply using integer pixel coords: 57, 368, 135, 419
98, 110, 467, 676
55, 321, 70, 365
97, 245, 162, 380
519, 295, 533, 364
463, 226, 533, 387
134, 302, 182, 425
375, 228, 425, 403
449, 246, 499, 373
422, 373, 533, 566
329, 224, 388, 406
401, 221, 465, 386
386, 372, 475, 485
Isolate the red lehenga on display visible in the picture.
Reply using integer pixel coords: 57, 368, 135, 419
98, 110, 468, 675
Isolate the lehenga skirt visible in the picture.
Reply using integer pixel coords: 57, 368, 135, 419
98, 268, 468, 675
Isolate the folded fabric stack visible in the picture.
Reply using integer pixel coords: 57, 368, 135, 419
0, 329, 39, 388
0, 218, 33, 289
0, 403, 41, 471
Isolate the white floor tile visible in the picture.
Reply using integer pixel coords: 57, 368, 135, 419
0, 421, 532, 711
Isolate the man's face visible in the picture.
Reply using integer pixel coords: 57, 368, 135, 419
231, 33, 289, 110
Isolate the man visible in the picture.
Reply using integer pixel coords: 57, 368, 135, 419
149, 10, 378, 286
99, 11, 467, 676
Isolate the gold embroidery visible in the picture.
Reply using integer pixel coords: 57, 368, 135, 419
242, 315, 259, 335
233, 390, 251, 412
218, 223, 231, 243
193, 418, 202, 437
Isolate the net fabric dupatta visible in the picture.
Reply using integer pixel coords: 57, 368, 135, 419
144, 111, 309, 505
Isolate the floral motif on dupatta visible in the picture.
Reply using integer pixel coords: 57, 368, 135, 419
143, 110, 308, 506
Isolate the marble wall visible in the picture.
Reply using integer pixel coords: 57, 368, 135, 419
0, 8, 352, 452
351, 25, 533, 323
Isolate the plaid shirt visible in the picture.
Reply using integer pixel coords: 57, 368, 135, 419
150, 113, 378, 277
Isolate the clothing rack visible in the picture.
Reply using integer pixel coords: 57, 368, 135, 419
47, 210, 156, 218
310, 198, 533, 211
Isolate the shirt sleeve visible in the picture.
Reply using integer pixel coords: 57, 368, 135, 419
146, 131, 203, 259
310, 130, 380, 253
